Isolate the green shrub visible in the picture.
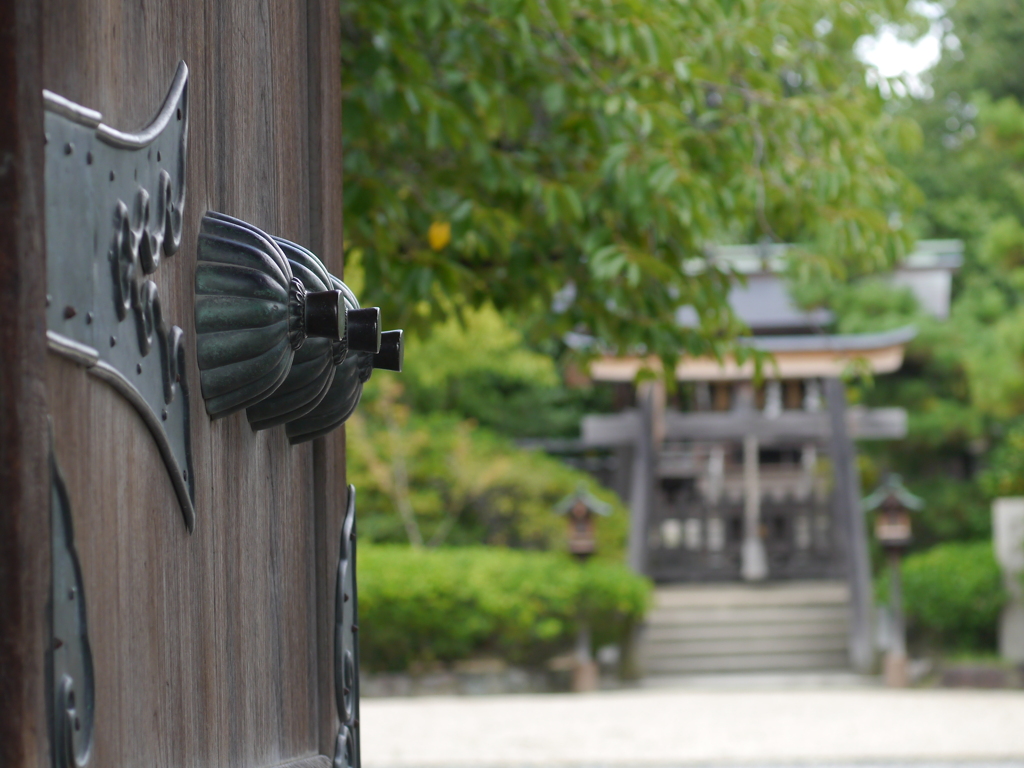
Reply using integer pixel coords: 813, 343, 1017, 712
893, 541, 1007, 652
348, 379, 629, 552
357, 544, 651, 672
982, 420, 1024, 497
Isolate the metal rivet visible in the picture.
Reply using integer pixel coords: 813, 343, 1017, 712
63, 306, 76, 319
136, 363, 142, 374
64, 142, 73, 155
85, 312, 93, 324
110, 335, 116, 347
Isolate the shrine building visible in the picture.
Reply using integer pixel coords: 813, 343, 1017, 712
560, 240, 962, 674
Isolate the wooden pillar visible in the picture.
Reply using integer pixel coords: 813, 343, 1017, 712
613, 446, 632, 503
627, 383, 657, 575
741, 434, 768, 581
825, 377, 875, 673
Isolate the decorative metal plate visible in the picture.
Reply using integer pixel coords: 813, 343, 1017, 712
334, 486, 361, 768
43, 61, 195, 532
49, 430, 96, 768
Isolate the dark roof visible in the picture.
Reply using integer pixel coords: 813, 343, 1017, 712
862, 473, 924, 512
675, 275, 833, 333
744, 325, 917, 353
675, 240, 963, 334
554, 485, 613, 516
730, 274, 833, 332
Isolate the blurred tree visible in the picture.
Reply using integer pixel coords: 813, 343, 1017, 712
341, 0, 919, 365
398, 304, 613, 437
348, 376, 629, 550
815, 0, 1024, 548
928, 0, 1024, 105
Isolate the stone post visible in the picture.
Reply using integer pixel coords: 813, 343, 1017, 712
883, 550, 908, 687
741, 433, 768, 581
993, 498, 1024, 664
571, 620, 599, 692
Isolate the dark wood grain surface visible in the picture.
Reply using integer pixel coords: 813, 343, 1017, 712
35, 1, 346, 766
0, 3, 50, 768
305, 0, 348, 755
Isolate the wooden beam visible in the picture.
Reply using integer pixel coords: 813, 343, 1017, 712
590, 344, 909, 382
581, 407, 906, 446
581, 409, 641, 446
848, 406, 907, 440
665, 408, 906, 442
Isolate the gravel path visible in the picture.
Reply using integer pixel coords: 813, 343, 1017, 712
361, 686, 1024, 767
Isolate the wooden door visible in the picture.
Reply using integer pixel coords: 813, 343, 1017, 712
1, 3, 352, 767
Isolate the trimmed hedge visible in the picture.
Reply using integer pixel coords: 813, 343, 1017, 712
893, 541, 1007, 652
357, 544, 651, 672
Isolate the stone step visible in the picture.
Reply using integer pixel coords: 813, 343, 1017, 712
640, 581, 852, 677
653, 581, 849, 609
644, 650, 850, 675
643, 633, 848, 659
644, 618, 848, 642
647, 604, 850, 627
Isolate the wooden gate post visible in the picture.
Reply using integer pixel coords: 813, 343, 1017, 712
627, 383, 657, 575
825, 377, 875, 673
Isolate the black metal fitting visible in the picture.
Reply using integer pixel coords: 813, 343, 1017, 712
306, 289, 344, 340
373, 330, 404, 372
346, 307, 381, 353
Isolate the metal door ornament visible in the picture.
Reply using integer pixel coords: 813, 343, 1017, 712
193, 213, 403, 437
244, 236, 347, 431
48, 429, 96, 768
334, 486, 361, 768
43, 61, 196, 532
286, 276, 403, 444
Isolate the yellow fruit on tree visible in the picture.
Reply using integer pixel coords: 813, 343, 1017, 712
428, 221, 451, 251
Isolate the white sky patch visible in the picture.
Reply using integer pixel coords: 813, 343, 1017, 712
855, 0, 948, 98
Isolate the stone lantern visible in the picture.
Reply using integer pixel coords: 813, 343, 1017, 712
556, 486, 612, 562
867, 474, 919, 551
555, 486, 612, 691
863, 474, 922, 687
